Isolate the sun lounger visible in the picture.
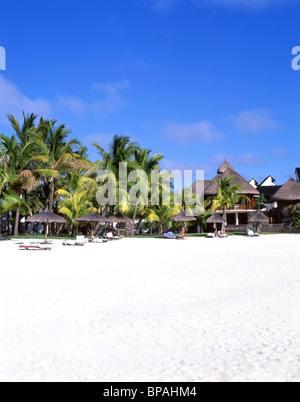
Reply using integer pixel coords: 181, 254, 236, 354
105, 232, 120, 240
164, 232, 180, 239
206, 233, 215, 238
62, 240, 76, 246
19, 244, 52, 251
93, 238, 109, 243
246, 229, 259, 237
75, 236, 87, 246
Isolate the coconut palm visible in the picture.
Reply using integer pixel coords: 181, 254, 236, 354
0, 128, 38, 235
56, 188, 91, 236
130, 148, 164, 235
209, 175, 247, 231
32, 119, 83, 212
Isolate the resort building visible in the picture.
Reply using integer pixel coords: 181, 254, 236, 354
251, 176, 282, 213
191, 160, 260, 227
270, 177, 300, 224
295, 168, 300, 183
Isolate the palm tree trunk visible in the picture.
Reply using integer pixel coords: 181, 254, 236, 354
49, 176, 55, 211
49, 176, 55, 236
14, 209, 20, 237
131, 200, 139, 236
222, 207, 227, 232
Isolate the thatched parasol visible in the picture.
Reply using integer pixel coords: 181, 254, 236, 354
106, 212, 132, 224
206, 213, 225, 224
171, 209, 197, 223
206, 213, 226, 235
76, 204, 108, 241
106, 212, 133, 236
27, 207, 66, 243
248, 212, 269, 224
270, 178, 300, 202
171, 209, 197, 239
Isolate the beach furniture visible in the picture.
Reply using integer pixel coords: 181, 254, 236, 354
75, 236, 87, 246
206, 233, 215, 238
170, 209, 197, 240
106, 213, 133, 237
19, 244, 52, 251
26, 205, 66, 244
105, 232, 121, 240
164, 232, 180, 239
62, 240, 76, 246
76, 204, 108, 242
93, 238, 109, 243
247, 229, 260, 237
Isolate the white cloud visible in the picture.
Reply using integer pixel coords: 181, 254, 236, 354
163, 120, 223, 144
209, 0, 296, 9
150, 0, 297, 12
0, 76, 52, 123
0, 76, 131, 124
229, 108, 280, 135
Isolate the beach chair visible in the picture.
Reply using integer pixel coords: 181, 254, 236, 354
93, 238, 109, 243
105, 232, 120, 241
246, 229, 255, 237
163, 232, 180, 239
206, 233, 215, 238
19, 244, 52, 251
75, 236, 86, 246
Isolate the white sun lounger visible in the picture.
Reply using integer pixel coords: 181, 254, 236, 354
163, 232, 180, 239
105, 232, 120, 240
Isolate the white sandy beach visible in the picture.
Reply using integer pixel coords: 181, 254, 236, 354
0, 234, 300, 382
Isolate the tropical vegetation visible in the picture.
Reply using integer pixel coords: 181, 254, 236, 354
0, 112, 204, 237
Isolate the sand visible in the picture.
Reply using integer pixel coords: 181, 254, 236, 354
0, 234, 300, 382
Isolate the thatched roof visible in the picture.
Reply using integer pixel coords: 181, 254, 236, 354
270, 178, 300, 202
171, 209, 197, 222
217, 160, 235, 174
206, 213, 225, 224
190, 180, 212, 195
77, 211, 108, 223
106, 212, 132, 224
27, 209, 66, 224
248, 212, 269, 224
204, 167, 260, 196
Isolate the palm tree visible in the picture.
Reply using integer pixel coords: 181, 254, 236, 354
32, 119, 83, 212
197, 200, 214, 233
7, 112, 37, 148
209, 175, 247, 231
0, 123, 37, 236
255, 193, 267, 210
130, 148, 164, 235
90, 135, 139, 216
56, 187, 90, 236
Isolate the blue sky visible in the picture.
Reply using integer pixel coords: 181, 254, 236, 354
0, 0, 300, 184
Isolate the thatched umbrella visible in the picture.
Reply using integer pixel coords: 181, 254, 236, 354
249, 212, 269, 233
27, 207, 66, 244
206, 213, 225, 235
106, 212, 133, 236
171, 209, 197, 239
76, 204, 108, 241
248, 212, 269, 224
